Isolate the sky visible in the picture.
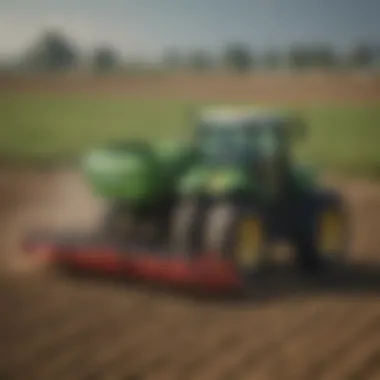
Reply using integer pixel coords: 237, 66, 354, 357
0, 0, 379, 60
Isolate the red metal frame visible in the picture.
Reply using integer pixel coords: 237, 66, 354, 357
23, 240, 243, 292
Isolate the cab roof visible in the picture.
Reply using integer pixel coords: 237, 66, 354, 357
199, 107, 292, 126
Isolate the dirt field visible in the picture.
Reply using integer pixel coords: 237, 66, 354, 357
1, 71, 380, 104
1, 169, 380, 380
1, 74, 380, 380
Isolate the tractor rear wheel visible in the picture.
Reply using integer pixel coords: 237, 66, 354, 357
203, 202, 268, 279
169, 198, 204, 256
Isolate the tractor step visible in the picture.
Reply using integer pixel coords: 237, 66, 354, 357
22, 230, 243, 292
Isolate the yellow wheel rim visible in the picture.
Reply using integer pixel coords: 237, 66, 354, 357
318, 210, 344, 254
236, 218, 262, 268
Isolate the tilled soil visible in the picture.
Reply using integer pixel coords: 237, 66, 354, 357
1, 169, 380, 380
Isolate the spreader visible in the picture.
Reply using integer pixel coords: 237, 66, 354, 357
23, 106, 349, 292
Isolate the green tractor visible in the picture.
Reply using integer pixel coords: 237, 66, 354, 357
83, 107, 348, 275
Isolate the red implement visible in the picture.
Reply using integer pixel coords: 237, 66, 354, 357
22, 236, 243, 293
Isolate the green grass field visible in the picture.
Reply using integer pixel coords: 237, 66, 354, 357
1, 93, 380, 176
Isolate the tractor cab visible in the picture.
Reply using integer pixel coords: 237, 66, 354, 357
197, 107, 303, 167
193, 107, 305, 199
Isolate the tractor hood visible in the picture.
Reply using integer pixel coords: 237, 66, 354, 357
178, 166, 256, 197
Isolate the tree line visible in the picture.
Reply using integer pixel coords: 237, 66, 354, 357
11, 29, 380, 73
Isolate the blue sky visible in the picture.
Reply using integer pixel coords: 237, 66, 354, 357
0, 0, 379, 59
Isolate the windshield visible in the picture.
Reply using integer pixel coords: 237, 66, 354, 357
198, 123, 262, 165
198, 118, 287, 166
